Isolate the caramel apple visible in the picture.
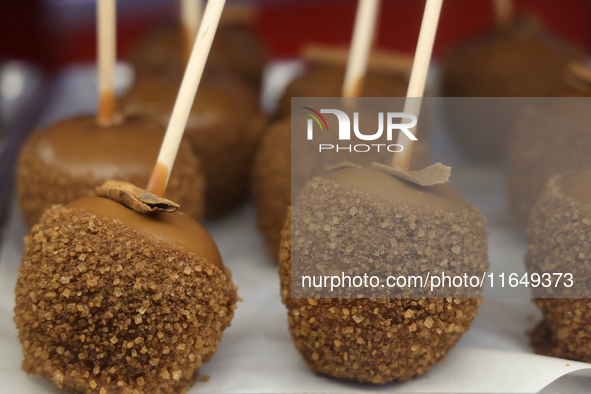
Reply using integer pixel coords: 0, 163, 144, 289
17, 116, 205, 227
121, 67, 266, 218
14, 195, 237, 394
441, 16, 583, 162
526, 167, 591, 362
278, 167, 488, 382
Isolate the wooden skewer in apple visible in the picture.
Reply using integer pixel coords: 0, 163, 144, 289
392, 0, 443, 170
15, 3, 236, 394
147, 0, 227, 197
341, 0, 381, 97
278, 0, 490, 384
15, 0, 206, 227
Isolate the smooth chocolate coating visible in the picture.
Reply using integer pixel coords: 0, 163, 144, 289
68, 196, 223, 269
122, 69, 254, 131
561, 167, 591, 205
33, 116, 164, 179
324, 167, 469, 212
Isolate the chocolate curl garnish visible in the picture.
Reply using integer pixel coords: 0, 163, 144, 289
96, 181, 180, 214
326, 162, 451, 186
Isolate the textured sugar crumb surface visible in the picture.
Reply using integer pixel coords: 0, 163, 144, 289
14, 206, 238, 394
278, 176, 488, 383
289, 177, 488, 298
526, 173, 591, 362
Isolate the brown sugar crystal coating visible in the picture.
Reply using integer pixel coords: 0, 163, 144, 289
130, 23, 266, 89
277, 171, 488, 383
441, 16, 583, 162
14, 201, 238, 394
121, 67, 266, 218
530, 300, 591, 362
525, 169, 591, 361
17, 116, 205, 227
278, 63, 409, 117
505, 98, 591, 228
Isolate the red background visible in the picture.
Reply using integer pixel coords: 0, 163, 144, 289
0, 0, 590, 73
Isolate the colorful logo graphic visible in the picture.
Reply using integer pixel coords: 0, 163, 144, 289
302, 107, 329, 132
304, 107, 417, 143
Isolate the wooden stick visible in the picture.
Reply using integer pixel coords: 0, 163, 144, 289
96, 0, 117, 126
180, 0, 203, 64
147, 0, 227, 197
392, 0, 443, 170
494, 0, 514, 28
302, 45, 413, 75
341, 0, 381, 97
